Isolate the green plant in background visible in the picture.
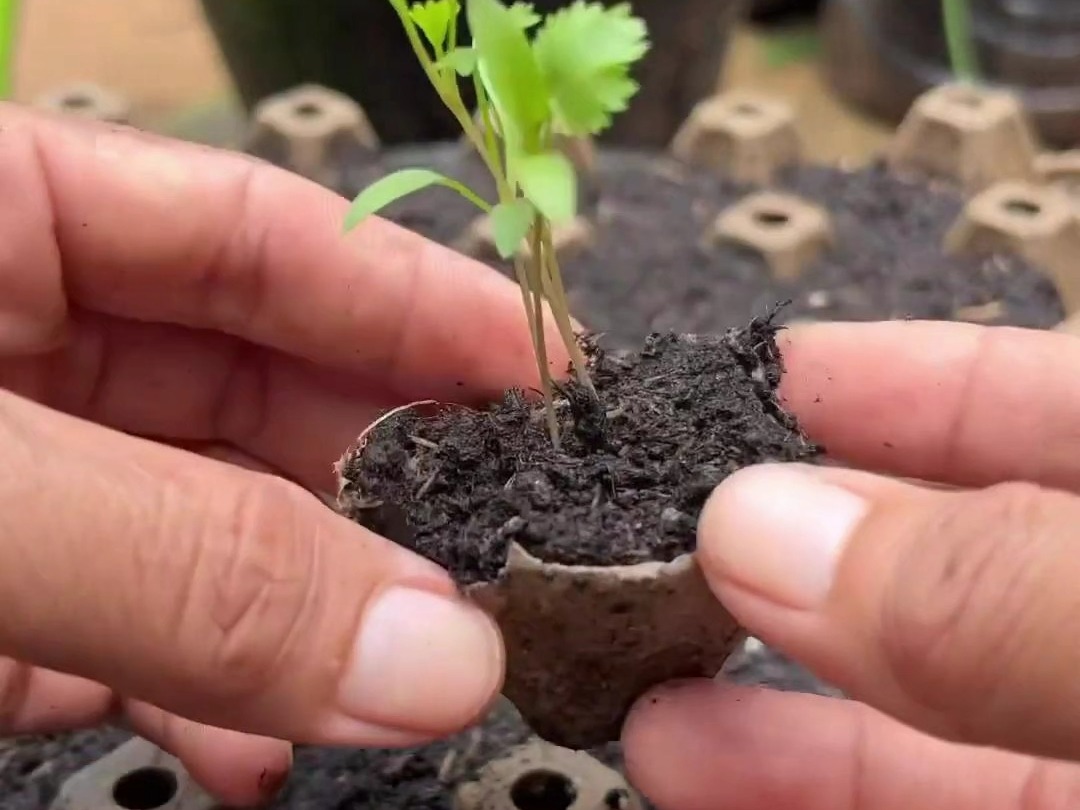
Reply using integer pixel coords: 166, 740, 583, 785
0, 0, 19, 100
762, 25, 820, 70
343, 0, 649, 446
943, 0, 979, 81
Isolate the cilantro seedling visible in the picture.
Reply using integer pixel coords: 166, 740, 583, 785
342, 0, 649, 446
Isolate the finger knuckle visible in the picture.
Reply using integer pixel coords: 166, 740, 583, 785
208, 342, 271, 447
182, 475, 322, 698
879, 482, 1049, 730
191, 161, 272, 334
0, 126, 67, 344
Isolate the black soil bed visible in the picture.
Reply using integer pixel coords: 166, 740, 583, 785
338, 143, 1063, 344
340, 321, 819, 586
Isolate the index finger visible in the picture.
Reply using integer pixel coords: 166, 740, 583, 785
779, 320, 1080, 490
0, 103, 558, 402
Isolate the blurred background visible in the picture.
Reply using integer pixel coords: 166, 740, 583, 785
5, 0, 895, 163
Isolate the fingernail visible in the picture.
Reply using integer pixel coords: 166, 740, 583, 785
337, 587, 503, 734
698, 464, 868, 609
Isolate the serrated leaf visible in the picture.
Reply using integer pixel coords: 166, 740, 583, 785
343, 169, 489, 232
507, 1, 541, 30
467, 0, 549, 149
409, 0, 460, 50
516, 151, 576, 223
532, 1, 649, 135
490, 198, 536, 258
437, 46, 478, 75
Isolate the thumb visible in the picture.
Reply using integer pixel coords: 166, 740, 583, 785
0, 390, 502, 746
697, 462, 1080, 762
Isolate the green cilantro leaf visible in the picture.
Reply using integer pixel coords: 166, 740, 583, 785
507, 2, 541, 30
467, 0, 549, 151
490, 198, 536, 258
343, 168, 490, 232
516, 151, 577, 223
532, 1, 649, 135
437, 46, 478, 75
409, 0, 460, 50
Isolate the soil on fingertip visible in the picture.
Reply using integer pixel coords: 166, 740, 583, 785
338, 317, 820, 586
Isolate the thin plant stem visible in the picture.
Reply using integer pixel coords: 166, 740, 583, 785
943, 0, 979, 82
512, 253, 558, 445
475, 79, 498, 160
533, 290, 559, 447
511, 255, 542, 375
537, 222, 595, 395
0, 0, 19, 100
526, 231, 559, 446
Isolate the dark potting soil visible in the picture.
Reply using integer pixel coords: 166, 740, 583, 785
340, 318, 820, 586
337, 144, 1063, 345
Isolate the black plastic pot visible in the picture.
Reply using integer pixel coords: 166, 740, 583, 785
822, 0, 1080, 147
199, 0, 745, 148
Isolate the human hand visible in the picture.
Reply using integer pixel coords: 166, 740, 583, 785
624, 320, 1080, 809
0, 104, 562, 805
